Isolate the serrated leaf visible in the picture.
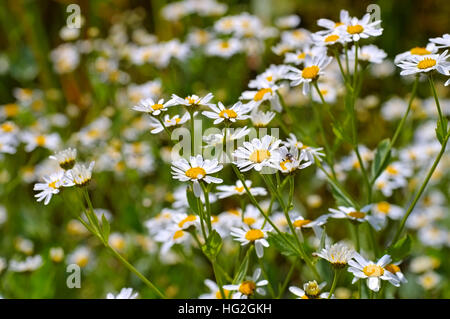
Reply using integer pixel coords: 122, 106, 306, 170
387, 235, 412, 261
267, 232, 300, 257
202, 230, 222, 261
371, 138, 391, 181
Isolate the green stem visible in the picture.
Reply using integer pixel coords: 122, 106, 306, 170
277, 259, 297, 298
328, 269, 340, 299
200, 182, 212, 233
390, 131, 450, 245
370, 76, 419, 185
107, 245, 166, 299
428, 74, 446, 126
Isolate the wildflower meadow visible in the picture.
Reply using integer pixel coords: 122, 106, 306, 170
0, 0, 449, 302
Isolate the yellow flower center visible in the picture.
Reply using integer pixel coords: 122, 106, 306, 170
293, 219, 311, 228
178, 215, 197, 228
302, 65, 320, 79
243, 217, 256, 226
385, 264, 400, 274
76, 255, 89, 268
245, 229, 264, 241
417, 58, 436, 69
215, 289, 231, 299
325, 34, 339, 42
410, 47, 431, 55
219, 109, 238, 119
228, 209, 240, 216
173, 230, 184, 240
348, 211, 366, 219
185, 97, 197, 104
48, 180, 58, 189
305, 282, 320, 297
185, 167, 206, 179
35, 135, 46, 146
347, 24, 364, 34
297, 52, 306, 59
266, 76, 273, 82
249, 149, 271, 163
334, 22, 344, 28
1, 123, 14, 132
239, 281, 256, 295
254, 88, 273, 101
280, 159, 292, 171
386, 165, 398, 175
377, 201, 391, 214
234, 186, 245, 193
220, 41, 230, 49
363, 264, 384, 277
152, 104, 164, 111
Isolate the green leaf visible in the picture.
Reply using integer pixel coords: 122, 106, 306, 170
202, 230, 222, 261
371, 138, 391, 181
233, 248, 251, 284
267, 232, 300, 257
330, 182, 354, 207
186, 186, 200, 215
101, 214, 110, 243
436, 118, 448, 145
387, 235, 412, 261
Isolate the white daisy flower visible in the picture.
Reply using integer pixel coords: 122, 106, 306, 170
65, 161, 95, 187
348, 44, 387, 64
248, 64, 290, 89
372, 201, 404, 226
316, 9, 350, 34
230, 224, 271, 258
171, 155, 223, 197
240, 86, 282, 112
394, 43, 438, 64
348, 253, 400, 292
169, 93, 214, 109
106, 287, 139, 299
202, 101, 251, 124
337, 13, 383, 42
155, 225, 192, 254
274, 145, 314, 173
205, 38, 242, 58
233, 135, 281, 172
285, 54, 333, 94
149, 112, 191, 134
199, 279, 233, 299
250, 110, 276, 127
275, 15, 301, 29
223, 268, 268, 299
34, 170, 74, 205
429, 33, 450, 49
132, 98, 175, 117
9, 255, 43, 272
283, 133, 325, 162
418, 271, 441, 290
289, 281, 331, 299
283, 45, 327, 65
215, 180, 267, 199
311, 82, 338, 104
328, 205, 384, 230
172, 212, 200, 230
314, 242, 355, 268
385, 263, 408, 284
49, 148, 77, 170
21, 131, 61, 152
397, 50, 450, 76
311, 31, 352, 46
